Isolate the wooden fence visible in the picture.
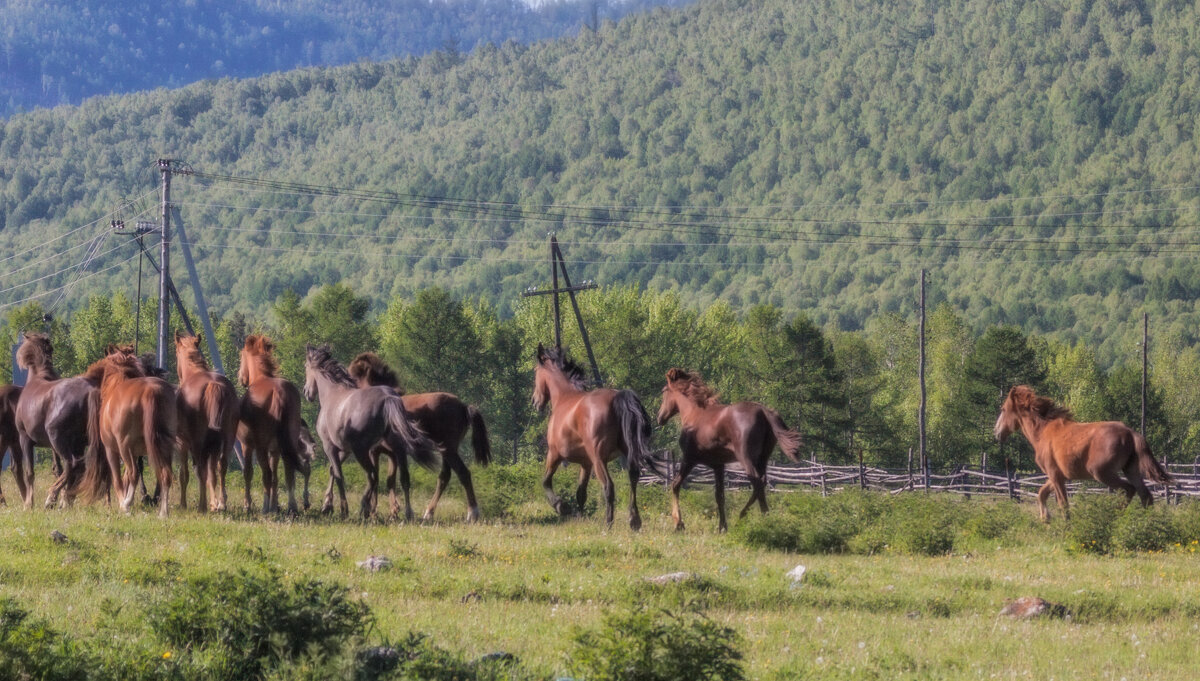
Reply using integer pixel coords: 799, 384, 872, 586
639, 452, 1200, 502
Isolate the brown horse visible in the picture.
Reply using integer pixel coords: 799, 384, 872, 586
174, 332, 239, 512
657, 368, 803, 532
348, 352, 491, 522
994, 385, 1172, 521
0, 385, 22, 506
236, 334, 307, 514
13, 333, 102, 509
532, 344, 652, 530
79, 352, 176, 517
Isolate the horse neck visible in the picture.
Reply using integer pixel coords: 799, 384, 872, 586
540, 366, 583, 408
243, 357, 275, 384
1016, 411, 1050, 447
313, 371, 353, 404
176, 353, 208, 381
671, 392, 709, 425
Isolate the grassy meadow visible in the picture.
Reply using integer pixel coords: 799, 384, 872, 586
2, 461, 1199, 680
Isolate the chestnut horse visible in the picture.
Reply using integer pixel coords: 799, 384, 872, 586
348, 352, 491, 522
532, 344, 652, 530
236, 334, 306, 514
304, 345, 439, 519
657, 368, 802, 532
13, 333, 101, 509
0, 385, 21, 506
174, 332, 239, 512
79, 352, 176, 516
994, 385, 1172, 521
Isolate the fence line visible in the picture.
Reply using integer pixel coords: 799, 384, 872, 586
639, 453, 1200, 501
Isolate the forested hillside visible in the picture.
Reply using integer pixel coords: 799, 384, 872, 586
0, 0, 685, 117
3, 0, 1200, 366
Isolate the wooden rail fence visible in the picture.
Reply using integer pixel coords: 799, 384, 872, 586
639, 452, 1200, 502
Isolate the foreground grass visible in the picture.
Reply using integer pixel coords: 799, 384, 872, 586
2, 463, 1199, 679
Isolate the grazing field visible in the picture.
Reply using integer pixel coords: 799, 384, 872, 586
2, 462, 1199, 680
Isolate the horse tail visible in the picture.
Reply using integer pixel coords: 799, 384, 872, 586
764, 408, 803, 462
79, 388, 110, 502
273, 384, 304, 474
144, 388, 175, 488
202, 381, 233, 460
385, 395, 441, 472
1134, 432, 1172, 485
613, 389, 652, 471
466, 405, 492, 467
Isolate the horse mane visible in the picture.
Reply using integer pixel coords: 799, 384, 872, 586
307, 345, 358, 388
139, 353, 169, 379
84, 353, 144, 384
175, 334, 209, 371
1009, 385, 1074, 422
243, 334, 279, 378
666, 367, 720, 407
538, 345, 589, 390
348, 352, 404, 393
16, 333, 59, 379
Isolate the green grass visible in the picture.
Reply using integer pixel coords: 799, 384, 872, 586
2, 461, 1199, 679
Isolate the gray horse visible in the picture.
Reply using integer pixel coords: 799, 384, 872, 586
303, 345, 439, 519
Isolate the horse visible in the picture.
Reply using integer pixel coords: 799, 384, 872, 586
0, 385, 22, 506
78, 352, 176, 517
994, 384, 1172, 521
12, 332, 102, 509
235, 334, 307, 514
657, 368, 803, 532
348, 352, 491, 522
531, 343, 653, 530
303, 345, 439, 519
174, 331, 239, 512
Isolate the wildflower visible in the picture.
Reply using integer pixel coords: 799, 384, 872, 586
162, 651, 172, 659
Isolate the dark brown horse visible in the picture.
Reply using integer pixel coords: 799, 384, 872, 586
79, 352, 176, 516
532, 344, 652, 530
994, 385, 1172, 521
13, 333, 101, 509
0, 385, 22, 506
236, 334, 307, 514
657, 368, 802, 532
348, 352, 491, 522
174, 332, 239, 512
304, 345, 439, 519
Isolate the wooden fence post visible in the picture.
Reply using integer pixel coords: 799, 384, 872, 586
858, 450, 866, 490
907, 447, 913, 490
1005, 456, 1016, 500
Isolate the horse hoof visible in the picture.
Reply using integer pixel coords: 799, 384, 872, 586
630, 517, 642, 532
466, 507, 480, 523
422, 511, 434, 522
674, 523, 685, 533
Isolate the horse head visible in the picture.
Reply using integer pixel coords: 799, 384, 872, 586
16, 332, 54, 373
658, 368, 688, 425
994, 385, 1028, 442
531, 343, 551, 413
239, 334, 278, 386
303, 344, 322, 402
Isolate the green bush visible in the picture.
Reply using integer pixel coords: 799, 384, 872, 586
148, 566, 372, 680
1067, 494, 1126, 555
891, 513, 955, 556
962, 501, 1032, 542
570, 606, 745, 681
1112, 504, 1179, 553
0, 598, 89, 681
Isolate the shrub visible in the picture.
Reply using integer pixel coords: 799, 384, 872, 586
570, 605, 745, 681
148, 566, 372, 680
892, 513, 955, 556
1112, 504, 1179, 553
1067, 494, 1125, 555
962, 501, 1031, 542
0, 598, 89, 681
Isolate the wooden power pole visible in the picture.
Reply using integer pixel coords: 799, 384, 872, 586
523, 234, 602, 384
156, 159, 172, 370
919, 268, 928, 489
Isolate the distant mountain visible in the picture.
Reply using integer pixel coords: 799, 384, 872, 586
3, 0, 1200, 365
0, 0, 691, 118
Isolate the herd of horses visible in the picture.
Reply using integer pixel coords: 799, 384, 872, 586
0, 331, 1176, 530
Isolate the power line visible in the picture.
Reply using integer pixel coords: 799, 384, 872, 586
0, 249, 143, 313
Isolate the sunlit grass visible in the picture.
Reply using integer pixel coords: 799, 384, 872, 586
2, 461, 1198, 679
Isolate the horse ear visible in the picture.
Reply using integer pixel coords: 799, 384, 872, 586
174, 329, 181, 342
104, 344, 117, 355
536, 343, 546, 361
666, 368, 681, 382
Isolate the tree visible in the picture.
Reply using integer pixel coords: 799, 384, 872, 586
378, 287, 482, 396
966, 325, 1046, 470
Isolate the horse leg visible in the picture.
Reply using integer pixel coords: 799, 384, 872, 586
593, 458, 616, 528
671, 459, 697, 531
738, 473, 767, 519
423, 456, 453, 522
1122, 461, 1155, 507
155, 455, 171, 519
283, 459, 299, 516
1092, 465, 1136, 504
542, 452, 567, 516
120, 453, 140, 513
16, 434, 35, 510
353, 448, 377, 520
1050, 474, 1071, 520
574, 462, 591, 515
398, 454, 415, 522
451, 451, 481, 523
383, 450, 399, 519
240, 442, 255, 513
1035, 481, 1054, 522
713, 463, 728, 532
213, 442, 229, 512
627, 459, 641, 532
176, 442, 191, 511
326, 445, 350, 518
260, 449, 276, 513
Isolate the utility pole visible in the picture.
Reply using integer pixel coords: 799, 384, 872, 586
523, 234, 602, 384
1142, 312, 1148, 435
157, 159, 172, 370
918, 268, 928, 490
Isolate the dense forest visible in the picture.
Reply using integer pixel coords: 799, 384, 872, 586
0, 0, 689, 118
3, 0, 1200, 367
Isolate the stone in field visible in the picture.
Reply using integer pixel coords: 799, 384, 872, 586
50, 530, 68, 544
999, 596, 1070, 619
356, 555, 393, 572
646, 571, 694, 584
786, 564, 806, 584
